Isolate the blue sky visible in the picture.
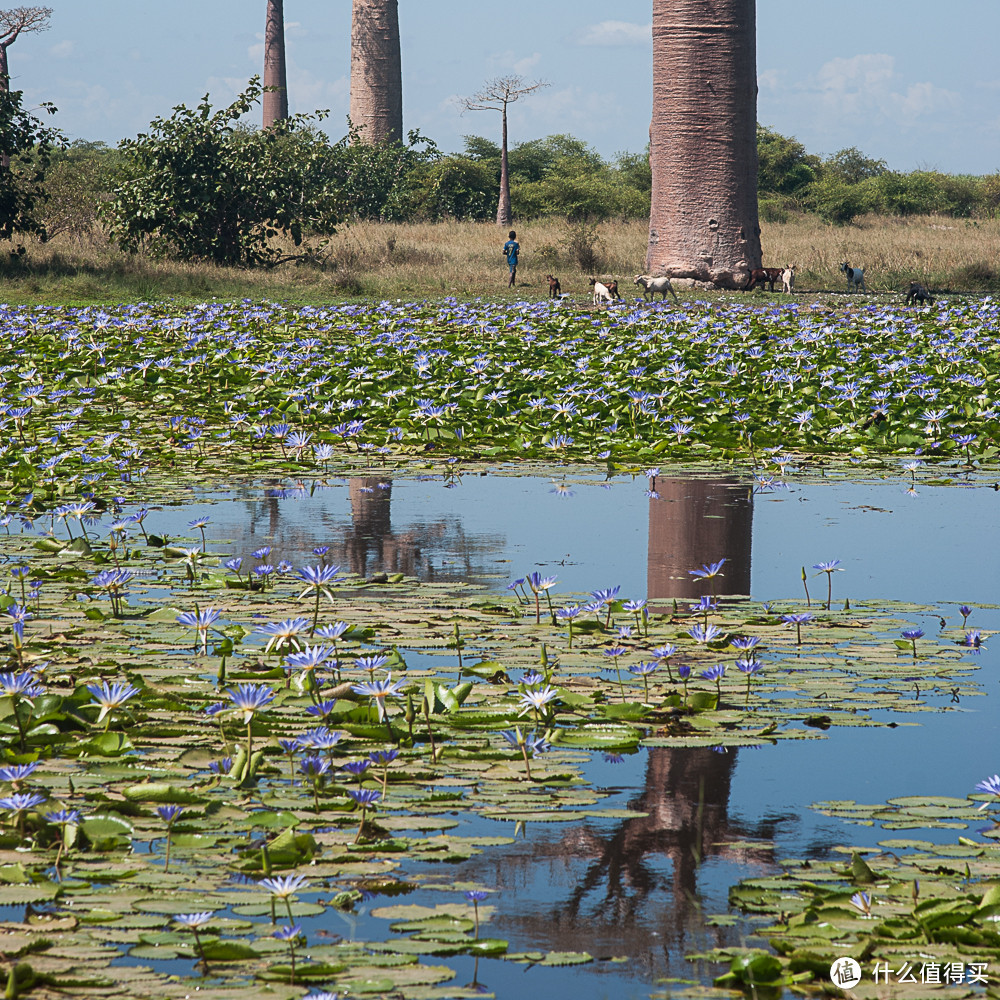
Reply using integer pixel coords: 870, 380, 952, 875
10, 1, 998, 174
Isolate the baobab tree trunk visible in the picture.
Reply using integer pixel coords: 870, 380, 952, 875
262, 0, 288, 128
350, 0, 403, 144
646, 0, 762, 289
497, 104, 511, 226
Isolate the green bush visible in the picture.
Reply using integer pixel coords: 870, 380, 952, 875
0, 87, 63, 244
328, 126, 439, 222
102, 79, 341, 266
807, 176, 874, 225
757, 125, 820, 194
42, 141, 116, 242
403, 156, 495, 221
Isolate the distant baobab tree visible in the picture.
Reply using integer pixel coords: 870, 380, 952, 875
461, 75, 548, 226
349, 0, 402, 144
262, 0, 288, 128
647, 0, 761, 289
0, 6, 52, 92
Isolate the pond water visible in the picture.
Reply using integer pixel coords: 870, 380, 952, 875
139, 467, 999, 998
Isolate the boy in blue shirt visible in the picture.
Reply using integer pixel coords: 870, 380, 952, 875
503, 230, 519, 288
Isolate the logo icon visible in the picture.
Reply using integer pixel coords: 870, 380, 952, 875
830, 957, 863, 989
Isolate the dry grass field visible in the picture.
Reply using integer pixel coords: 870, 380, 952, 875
2, 212, 999, 305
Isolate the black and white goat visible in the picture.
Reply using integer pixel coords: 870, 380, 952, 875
840, 262, 867, 293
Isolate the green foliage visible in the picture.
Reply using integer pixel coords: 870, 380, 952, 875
509, 134, 604, 183
806, 175, 874, 225
403, 156, 495, 221
330, 126, 440, 222
41, 140, 116, 242
453, 133, 649, 221
101, 78, 341, 266
824, 146, 889, 185
756, 125, 820, 194
0, 88, 63, 243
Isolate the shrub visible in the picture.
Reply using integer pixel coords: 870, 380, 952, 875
0, 87, 63, 244
559, 219, 603, 271
101, 78, 341, 266
402, 156, 495, 221
807, 177, 873, 225
42, 141, 115, 243
757, 125, 820, 194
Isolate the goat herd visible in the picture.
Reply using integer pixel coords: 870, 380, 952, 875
546, 262, 935, 307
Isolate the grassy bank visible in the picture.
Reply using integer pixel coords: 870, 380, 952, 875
2, 213, 999, 306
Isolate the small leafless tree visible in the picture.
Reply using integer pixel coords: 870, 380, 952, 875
460, 75, 548, 226
262, 0, 288, 127
0, 6, 52, 92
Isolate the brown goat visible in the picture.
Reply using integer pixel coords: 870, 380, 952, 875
743, 267, 783, 292
546, 274, 561, 298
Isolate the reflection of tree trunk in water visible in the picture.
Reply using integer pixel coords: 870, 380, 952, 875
346, 477, 392, 578
468, 480, 769, 959
345, 478, 424, 578
647, 477, 752, 607
472, 748, 787, 966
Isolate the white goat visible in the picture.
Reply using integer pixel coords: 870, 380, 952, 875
840, 262, 867, 293
589, 278, 614, 306
633, 273, 679, 303
781, 264, 796, 294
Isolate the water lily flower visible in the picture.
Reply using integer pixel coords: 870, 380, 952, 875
296, 564, 344, 633
813, 560, 843, 609
850, 891, 873, 916
351, 674, 405, 721
962, 629, 983, 649
973, 774, 1000, 809
526, 572, 558, 623
0, 762, 37, 784
174, 912, 214, 929
689, 559, 726, 580
87, 680, 140, 727
298, 726, 342, 752
226, 683, 274, 723
688, 623, 724, 644
501, 726, 550, 780
261, 873, 309, 924
730, 636, 761, 655
260, 873, 310, 899
628, 661, 658, 701
780, 613, 814, 645
518, 684, 558, 719
255, 617, 310, 655
176, 606, 222, 653
901, 627, 925, 657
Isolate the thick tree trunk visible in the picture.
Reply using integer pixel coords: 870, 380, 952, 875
350, 0, 403, 145
647, 0, 762, 289
262, 0, 288, 128
496, 105, 511, 226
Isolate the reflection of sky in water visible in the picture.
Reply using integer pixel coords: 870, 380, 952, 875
154, 470, 999, 602
139, 471, 998, 999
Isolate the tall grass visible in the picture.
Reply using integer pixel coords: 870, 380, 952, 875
2, 212, 999, 306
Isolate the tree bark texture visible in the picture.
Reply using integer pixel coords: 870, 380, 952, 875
262, 0, 288, 127
350, 0, 403, 145
496, 105, 511, 226
647, 0, 762, 289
